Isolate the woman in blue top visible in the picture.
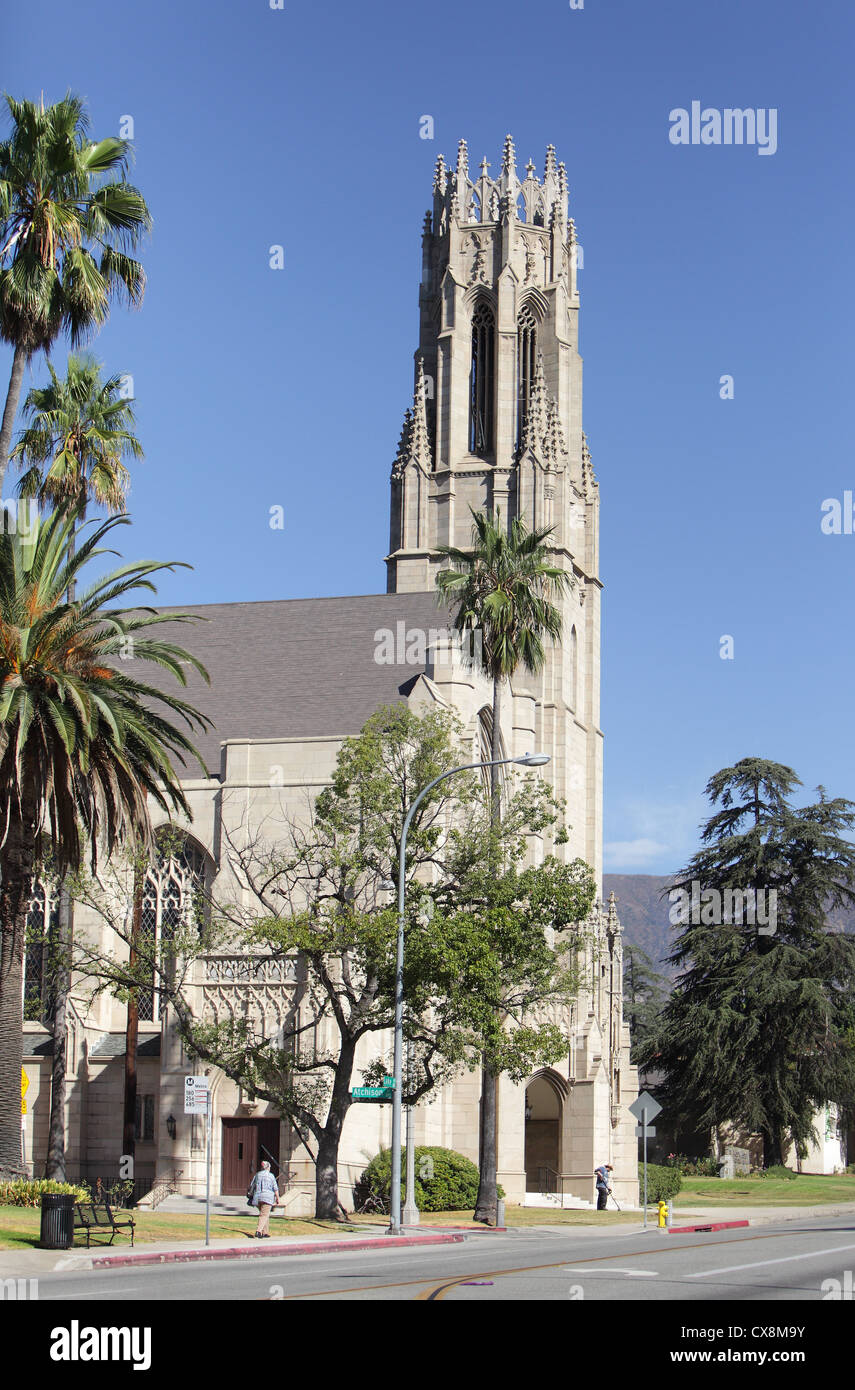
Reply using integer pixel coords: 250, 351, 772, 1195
248, 1160, 280, 1237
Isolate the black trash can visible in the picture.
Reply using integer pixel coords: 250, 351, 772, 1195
39, 1193, 75, 1249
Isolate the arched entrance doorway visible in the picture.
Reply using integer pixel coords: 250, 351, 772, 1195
524, 1074, 563, 1192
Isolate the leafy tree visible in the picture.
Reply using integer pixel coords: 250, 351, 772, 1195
10, 352, 142, 1176
0, 509, 210, 1179
0, 94, 150, 489
436, 507, 572, 1222
642, 758, 855, 1167
72, 705, 592, 1221
623, 942, 669, 1067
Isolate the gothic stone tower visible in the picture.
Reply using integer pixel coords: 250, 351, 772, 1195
387, 134, 603, 882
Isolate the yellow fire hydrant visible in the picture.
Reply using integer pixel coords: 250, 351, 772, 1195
657, 1200, 668, 1228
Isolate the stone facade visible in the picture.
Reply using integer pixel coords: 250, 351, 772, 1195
21, 136, 639, 1214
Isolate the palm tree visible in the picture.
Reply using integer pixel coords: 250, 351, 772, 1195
435, 508, 572, 1223
10, 353, 142, 1176
0, 93, 150, 491
0, 508, 210, 1180
13, 353, 139, 516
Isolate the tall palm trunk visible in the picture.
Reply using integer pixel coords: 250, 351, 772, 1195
0, 802, 38, 1179
0, 342, 28, 495
44, 884, 72, 1179
474, 673, 503, 1225
43, 504, 85, 1180
122, 866, 144, 1175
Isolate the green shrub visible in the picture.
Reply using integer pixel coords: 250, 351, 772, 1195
763, 1164, 797, 1180
664, 1153, 722, 1177
353, 1146, 499, 1213
641, 1163, 682, 1202
0, 1179, 89, 1208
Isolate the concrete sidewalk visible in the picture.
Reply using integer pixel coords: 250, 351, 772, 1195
670, 1201, 855, 1227
0, 1225, 475, 1277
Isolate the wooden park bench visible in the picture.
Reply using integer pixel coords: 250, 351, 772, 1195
74, 1201, 136, 1248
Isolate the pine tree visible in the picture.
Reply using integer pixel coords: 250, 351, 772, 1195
642, 758, 855, 1167
623, 943, 668, 1066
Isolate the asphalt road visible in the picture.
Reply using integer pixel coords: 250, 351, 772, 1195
29, 1214, 855, 1302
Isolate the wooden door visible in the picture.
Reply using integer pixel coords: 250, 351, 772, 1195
221, 1118, 281, 1195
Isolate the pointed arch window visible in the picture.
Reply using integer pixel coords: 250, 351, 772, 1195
138, 834, 209, 1022
469, 300, 495, 457
569, 624, 578, 712
23, 879, 60, 1022
517, 304, 537, 448
477, 706, 508, 807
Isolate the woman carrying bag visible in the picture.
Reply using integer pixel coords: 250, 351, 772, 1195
247, 1159, 280, 1237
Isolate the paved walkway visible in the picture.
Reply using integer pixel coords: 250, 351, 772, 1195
0, 1224, 478, 1277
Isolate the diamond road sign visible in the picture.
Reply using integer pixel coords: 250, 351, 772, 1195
352, 1086, 395, 1102
628, 1090, 662, 1124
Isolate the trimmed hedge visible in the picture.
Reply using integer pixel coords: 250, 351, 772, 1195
354, 1146, 501, 1213
763, 1165, 797, 1180
640, 1163, 682, 1202
0, 1179, 89, 1207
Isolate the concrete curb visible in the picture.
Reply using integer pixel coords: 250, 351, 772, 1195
88, 1231, 466, 1269
668, 1220, 750, 1234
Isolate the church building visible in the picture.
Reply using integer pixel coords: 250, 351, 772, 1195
21, 136, 640, 1214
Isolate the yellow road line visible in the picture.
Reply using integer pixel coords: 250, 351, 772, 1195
270, 1229, 794, 1301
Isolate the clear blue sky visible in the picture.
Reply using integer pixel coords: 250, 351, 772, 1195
6, 0, 855, 875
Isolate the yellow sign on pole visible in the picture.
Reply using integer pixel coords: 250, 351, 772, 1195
21, 1068, 28, 1115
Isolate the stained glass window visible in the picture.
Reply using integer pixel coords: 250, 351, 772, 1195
469, 300, 495, 457
23, 881, 59, 1022
517, 304, 537, 448
138, 836, 208, 1023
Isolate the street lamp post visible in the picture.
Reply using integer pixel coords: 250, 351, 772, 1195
388, 751, 550, 1234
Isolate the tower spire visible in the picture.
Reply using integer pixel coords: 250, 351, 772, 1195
501, 132, 517, 178
522, 351, 550, 456
432, 152, 447, 195
410, 356, 430, 465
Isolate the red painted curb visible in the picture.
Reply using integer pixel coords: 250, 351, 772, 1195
88, 1231, 466, 1269
668, 1220, 750, 1234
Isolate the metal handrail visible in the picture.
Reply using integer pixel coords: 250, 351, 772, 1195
538, 1165, 559, 1195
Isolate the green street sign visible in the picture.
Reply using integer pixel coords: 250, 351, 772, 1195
382, 1075, 396, 1087
351, 1086, 395, 1102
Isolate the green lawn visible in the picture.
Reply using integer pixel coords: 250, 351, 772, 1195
354, 1206, 638, 1228
0, 1207, 358, 1251
673, 1173, 855, 1207
5, 1175, 853, 1249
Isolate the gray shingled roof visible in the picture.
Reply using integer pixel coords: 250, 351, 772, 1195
146, 592, 449, 776
88, 1033, 162, 1060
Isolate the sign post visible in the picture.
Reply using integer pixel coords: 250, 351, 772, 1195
184, 1076, 212, 1246
351, 1082, 395, 1103
21, 1069, 28, 1171
628, 1090, 662, 1229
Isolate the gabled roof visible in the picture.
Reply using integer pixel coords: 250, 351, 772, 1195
147, 591, 449, 776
